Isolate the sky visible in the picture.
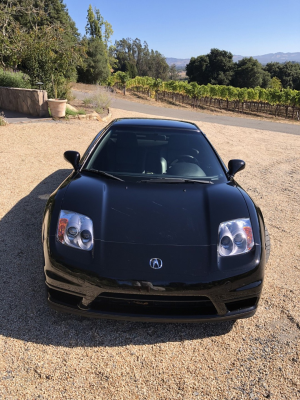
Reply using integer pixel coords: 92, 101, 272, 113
64, 0, 300, 59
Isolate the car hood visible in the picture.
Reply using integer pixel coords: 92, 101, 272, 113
61, 173, 250, 247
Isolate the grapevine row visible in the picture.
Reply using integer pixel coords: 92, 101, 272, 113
108, 74, 300, 120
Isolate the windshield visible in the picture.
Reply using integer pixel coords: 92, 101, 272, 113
84, 126, 226, 183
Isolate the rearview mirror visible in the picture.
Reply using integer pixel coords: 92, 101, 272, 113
228, 159, 245, 179
64, 151, 80, 171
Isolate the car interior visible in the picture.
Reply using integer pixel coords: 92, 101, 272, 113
86, 128, 225, 181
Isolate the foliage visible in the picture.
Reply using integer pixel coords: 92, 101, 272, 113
169, 64, 180, 80
84, 87, 112, 110
232, 57, 271, 88
207, 48, 235, 85
0, 111, 7, 126
186, 49, 234, 85
21, 25, 81, 98
265, 61, 300, 90
0, 69, 31, 88
0, 0, 82, 98
270, 77, 282, 90
77, 5, 111, 85
186, 49, 300, 91
77, 37, 110, 84
65, 107, 86, 116
112, 38, 169, 80
186, 55, 209, 85
85, 4, 113, 48
124, 75, 300, 117
83, 97, 93, 106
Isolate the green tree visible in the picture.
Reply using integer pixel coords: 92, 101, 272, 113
22, 24, 81, 97
270, 77, 282, 90
148, 50, 169, 80
112, 38, 169, 80
232, 57, 270, 88
77, 5, 112, 84
265, 61, 300, 90
280, 62, 300, 90
207, 48, 234, 85
186, 49, 234, 86
0, 0, 82, 96
264, 62, 281, 78
186, 55, 209, 84
85, 4, 113, 48
169, 64, 180, 80
0, 0, 80, 67
114, 71, 129, 94
77, 37, 110, 84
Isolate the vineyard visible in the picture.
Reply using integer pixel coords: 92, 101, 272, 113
110, 73, 300, 121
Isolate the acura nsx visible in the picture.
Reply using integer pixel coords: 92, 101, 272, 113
42, 118, 270, 322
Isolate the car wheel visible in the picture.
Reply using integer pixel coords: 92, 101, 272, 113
265, 227, 271, 263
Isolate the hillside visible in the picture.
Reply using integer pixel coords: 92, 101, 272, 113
166, 52, 300, 68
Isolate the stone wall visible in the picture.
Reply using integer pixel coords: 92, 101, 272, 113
0, 87, 49, 117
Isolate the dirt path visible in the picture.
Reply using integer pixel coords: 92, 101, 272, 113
0, 109, 299, 399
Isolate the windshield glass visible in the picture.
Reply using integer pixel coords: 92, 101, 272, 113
84, 126, 226, 183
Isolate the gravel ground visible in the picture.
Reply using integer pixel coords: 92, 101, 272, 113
0, 108, 300, 399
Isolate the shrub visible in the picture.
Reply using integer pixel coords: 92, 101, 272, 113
83, 97, 93, 106
65, 108, 86, 116
0, 69, 31, 89
84, 87, 112, 110
0, 111, 7, 126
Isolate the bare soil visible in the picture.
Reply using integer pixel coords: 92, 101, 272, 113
0, 108, 300, 399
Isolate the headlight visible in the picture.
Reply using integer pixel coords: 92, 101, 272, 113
57, 210, 94, 251
218, 218, 254, 257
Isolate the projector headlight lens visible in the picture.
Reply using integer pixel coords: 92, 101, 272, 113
218, 218, 254, 257
57, 210, 94, 251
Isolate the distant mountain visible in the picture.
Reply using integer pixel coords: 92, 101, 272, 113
233, 52, 300, 64
166, 58, 191, 68
166, 52, 300, 68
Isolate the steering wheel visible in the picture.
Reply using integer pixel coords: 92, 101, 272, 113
169, 155, 199, 167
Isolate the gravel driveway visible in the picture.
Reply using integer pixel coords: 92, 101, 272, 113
0, 108, 300, 399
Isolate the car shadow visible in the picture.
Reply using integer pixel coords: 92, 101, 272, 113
0, 170, 235, 348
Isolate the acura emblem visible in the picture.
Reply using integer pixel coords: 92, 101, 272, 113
149, 258, 163, 269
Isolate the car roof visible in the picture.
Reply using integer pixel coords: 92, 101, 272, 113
111, 118, 201, 131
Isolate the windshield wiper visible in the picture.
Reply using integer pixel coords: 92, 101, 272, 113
138, 177, 213, 184
83, 169, 124, 182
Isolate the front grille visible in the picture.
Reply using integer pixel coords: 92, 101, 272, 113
225, 297, 257, 312
48, 288, 82, 307
91, 292, 217, 316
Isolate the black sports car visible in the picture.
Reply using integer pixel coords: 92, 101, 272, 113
43, 118, 270, 322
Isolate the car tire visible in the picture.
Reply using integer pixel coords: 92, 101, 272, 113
265, 227, 270, 263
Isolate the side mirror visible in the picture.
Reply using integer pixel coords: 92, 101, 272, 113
228, 159, 245, 179
64, 151, 80, 171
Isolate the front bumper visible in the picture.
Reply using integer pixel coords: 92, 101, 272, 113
47, 288, 258, 322
44, 233, 265, 323
45, 265, 263, 322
